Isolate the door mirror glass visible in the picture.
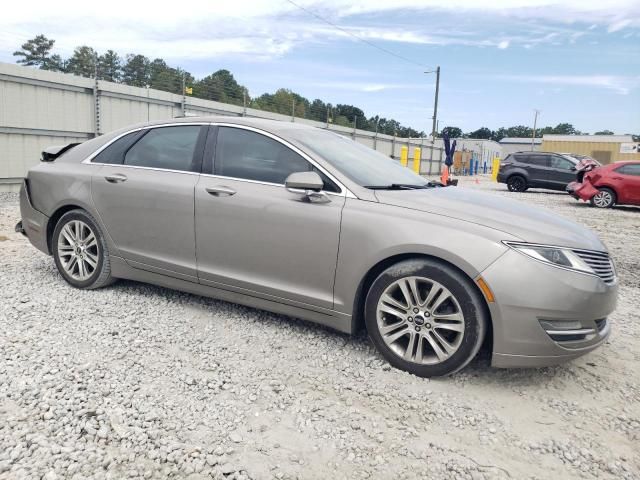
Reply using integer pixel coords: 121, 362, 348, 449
285, 171, 324, 192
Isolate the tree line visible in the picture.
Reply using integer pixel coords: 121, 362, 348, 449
440, 125, 619, 142
12, 35, 425, 137
14, 35, 632, 141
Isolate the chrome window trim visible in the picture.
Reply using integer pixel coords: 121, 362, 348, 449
81, 121, 356, 198
209, 122, 354, 198
81, 122, 210, 165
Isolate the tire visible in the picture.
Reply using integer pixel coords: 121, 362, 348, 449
52, 209, 114, 289
590, 188, 616, 208
507, 175, 528, 192
365, 259, 487, 378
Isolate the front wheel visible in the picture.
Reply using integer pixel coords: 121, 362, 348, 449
590, 188, 616, 208
365, 259, 487, 377
52, 209, 114, 289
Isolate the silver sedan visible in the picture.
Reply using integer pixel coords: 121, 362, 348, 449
16, 117, 618, 377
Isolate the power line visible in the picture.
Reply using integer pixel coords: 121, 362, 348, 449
283, 0, 433, 70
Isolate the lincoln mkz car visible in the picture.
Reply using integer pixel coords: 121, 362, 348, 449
16, 118, 618, 377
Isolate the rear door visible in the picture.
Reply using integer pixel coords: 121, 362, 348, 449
546, 155, 577, 190
91, 124, 208, 281
520, 154, 549, 186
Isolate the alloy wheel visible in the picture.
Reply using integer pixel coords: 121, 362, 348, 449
508, 177, 526, 192
592, 190, 613, 208
376, 276, 465, 365
57, 220, 100, 281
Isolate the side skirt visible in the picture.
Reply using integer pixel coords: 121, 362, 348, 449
109, 256, 354, 334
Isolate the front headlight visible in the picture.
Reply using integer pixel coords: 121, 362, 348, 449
503, 241, 594, 274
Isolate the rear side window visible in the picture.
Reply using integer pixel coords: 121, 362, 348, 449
213, 127, 339, 192
92, 131, 144, 165
124, 126, 202, 172
527, 155, 549, 167
618, 164, 640, 176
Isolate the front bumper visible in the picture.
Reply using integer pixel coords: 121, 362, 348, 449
482, 248, 617, 368
18, 179, 50, 254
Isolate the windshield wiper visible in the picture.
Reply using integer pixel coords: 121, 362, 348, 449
364, 183, 436, 190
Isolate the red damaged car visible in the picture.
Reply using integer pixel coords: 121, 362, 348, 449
567, 161, 640, 208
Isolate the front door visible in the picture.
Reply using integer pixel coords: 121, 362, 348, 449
195, 126, 345, 309
91, 124, 207, 281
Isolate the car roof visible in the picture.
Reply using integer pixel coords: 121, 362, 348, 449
140, 116, 318, 134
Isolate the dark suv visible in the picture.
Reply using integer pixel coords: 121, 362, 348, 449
497, 151, 578, 192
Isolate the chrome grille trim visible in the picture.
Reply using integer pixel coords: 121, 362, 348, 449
573, 250, 616, 284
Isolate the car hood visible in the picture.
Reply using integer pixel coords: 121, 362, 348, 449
374, 187, 606, 252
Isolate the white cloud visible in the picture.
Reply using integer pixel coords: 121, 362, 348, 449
1, 0, 638, 63
496, 74, 640, 95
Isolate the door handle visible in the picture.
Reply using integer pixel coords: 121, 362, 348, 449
105, 173, 128, 183
206, 186, 236, 197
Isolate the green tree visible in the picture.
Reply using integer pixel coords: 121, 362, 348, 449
467, 127, 494, 139
552, 123, 578, 135
122, 54, 151, 87
594, 130, 614, 135
195, 69, 245, 105
66, 46, 98, 78
442, 126, 463, 138
13, 34, 59, 70
98, 50, 122, 82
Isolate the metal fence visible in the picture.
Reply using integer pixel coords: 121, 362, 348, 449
0, 62, 443, 189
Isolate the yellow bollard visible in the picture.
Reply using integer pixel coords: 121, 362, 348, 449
491, 158, 501, 181
412, 147, 421, 174
400, 146, 408, 167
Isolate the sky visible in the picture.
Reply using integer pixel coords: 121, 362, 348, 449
1, 0, 639, 135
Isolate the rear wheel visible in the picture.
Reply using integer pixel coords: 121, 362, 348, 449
52, 209, 114, 289
507, 175, 527, 192
590, 188, 616, 208
365, 259, 487, 377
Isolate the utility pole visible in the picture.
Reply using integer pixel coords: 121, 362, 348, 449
531, 109, 540, 150
352, 115, 357, 139
242, 88, 247, 117
291, 98, 295, 122
426, 66, 441, 142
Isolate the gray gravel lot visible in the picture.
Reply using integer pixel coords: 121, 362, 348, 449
1, 177, 639, 480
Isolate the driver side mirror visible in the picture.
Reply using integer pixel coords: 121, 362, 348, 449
285, 171, 330, 203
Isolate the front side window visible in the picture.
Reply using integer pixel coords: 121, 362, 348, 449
550, 156, 575, 170
214, 127, 339, 191
124, 126, 202, 172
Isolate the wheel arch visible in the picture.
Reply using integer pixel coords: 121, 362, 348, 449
46, 204, 85, 254
506, 170, 529, 183
351, 253, 493, 350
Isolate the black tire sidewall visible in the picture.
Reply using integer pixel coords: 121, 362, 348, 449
52, 210, 106, 289
365, 259, 486, 377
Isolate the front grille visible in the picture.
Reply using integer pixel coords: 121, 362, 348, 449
573, 249, 616, 285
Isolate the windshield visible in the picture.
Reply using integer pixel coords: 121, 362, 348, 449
290, 129, 429, 188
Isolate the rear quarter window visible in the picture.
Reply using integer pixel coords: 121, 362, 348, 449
92, 131, 145, 165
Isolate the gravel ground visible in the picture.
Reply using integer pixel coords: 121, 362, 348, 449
1, 178, 639, 480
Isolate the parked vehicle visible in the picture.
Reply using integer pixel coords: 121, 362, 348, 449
16, 118, 617, 377
567, 161, 640, 208
497, 151, 579, 192
562, 154, 601, 182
